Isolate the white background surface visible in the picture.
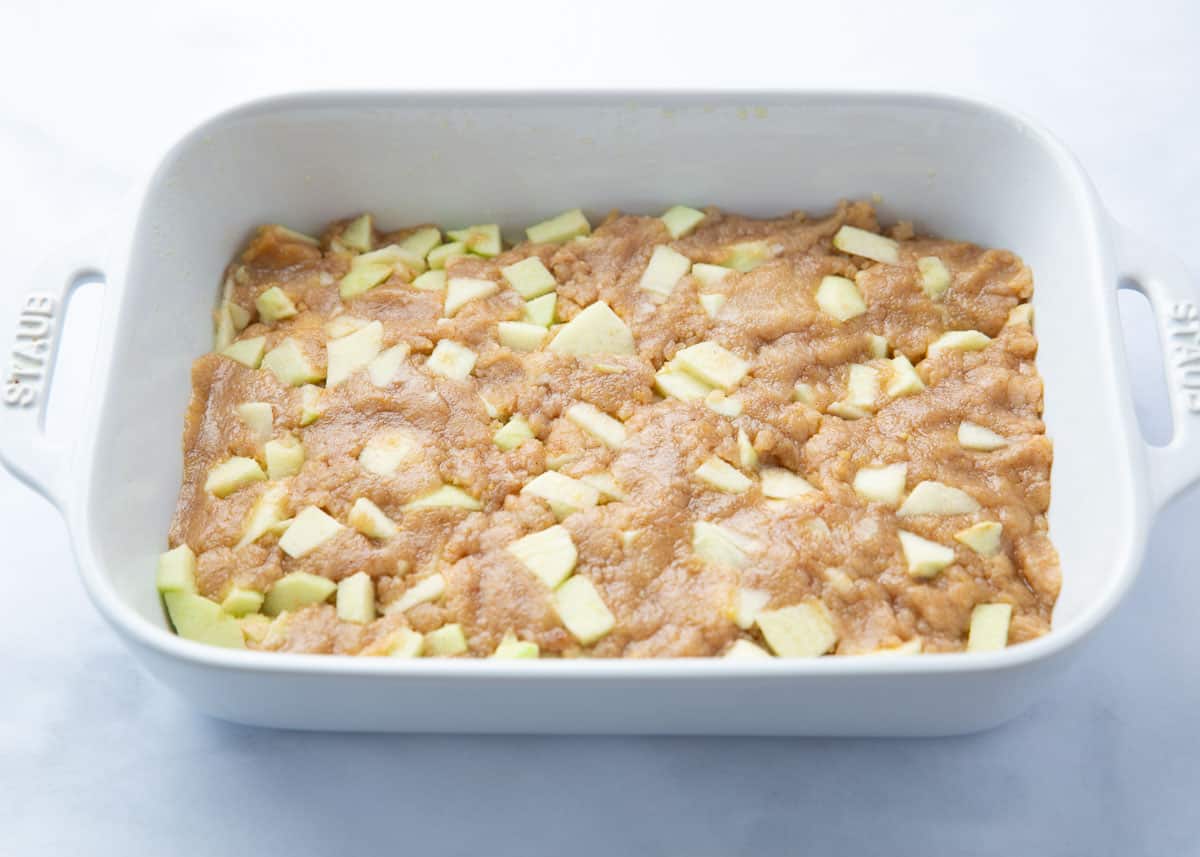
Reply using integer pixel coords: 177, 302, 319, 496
1, 1, 1197, 854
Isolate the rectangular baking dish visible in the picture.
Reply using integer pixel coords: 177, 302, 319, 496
4, 91, 1199, 735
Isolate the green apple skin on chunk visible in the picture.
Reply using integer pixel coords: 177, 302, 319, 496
526, 209, 591, 244
427, 241, 467, 270
340, 214, 374, 252
163, 591, 245, 649
400, 226, 442, 260
447, 223, 502, 257
263, 571, 337, 616
156, 545, 197, 593
547, 301, 635, 356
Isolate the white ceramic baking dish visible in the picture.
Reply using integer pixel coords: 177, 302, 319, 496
4, 91, 1198, 735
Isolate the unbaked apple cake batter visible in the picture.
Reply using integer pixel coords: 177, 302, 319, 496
156, 201, 1058, 658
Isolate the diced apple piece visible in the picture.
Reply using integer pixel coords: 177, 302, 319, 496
734, 588, 770, 630
278, 507, 344, 558
853, 462, 907, 506
445, 277, 498, 317
339, 262, 393, 299
336, 571, 377, 624
868, 334, 889, 358
793, 382, 816, 405
521, 471, 600, 519
426, 340, 477, 380
966, 603, 1012, 651
341, 214, 373, 252
214, 302, 237, 351
156, 545, 196, 593
955, 521, 1003, 556
898, 531, 956, 578
351, 244, 426, 277
264, 434, 305, 479
506, 524, 578, 588
255, 286, 298, 323
262, 338, 325, 386
367, 344, 411, 387
491, 632, 539, 659
548, 301, 635, 356
348, 497, 397, 540
639, 245, 692, 297
566, 403, 626, 449
163, 591, 245, 649
737, 428, 758, 471
674, 341, 749, 391
725, 639, 772, 659
385, 627, 425, 658
872, 638, 923, 656
552, 576, 615, 645
389, 573, 446, 613
427, 241, 466, 270
400, 227, 442, 260
404, 485, 482, 511
927, 330, 991, 356
236, 402, 274, 444
898, 480, 981, 516
721, 240, 772, 272
526, 208, 590, 244
498, 321, 547, 352
424, 623, 468, 656
580, 471, 626, 502
1007, 303, 1034, 327
829, 364, 879, 418
222, 336, 267, 368
816, 274, 868, 323
761, 466, 814, 499
494, 415, 534, 451
692, 263, 731, 289
655, 365, 713, 401
221, 586, 264, 617
359, 431, 415, 475
661, 205, 706, 238
205, 456, 266, 497
833, 225, 899, 264
523, 293, 556, 326
263, 570, 337, 615
698, 293, 726, 319
227, 301, 251, 331
887, 354, 925, 397
692, 520, 754, 568
756, 601, 838, 657
704, 390, 742, 417
917, 256, 951, 299
299, 384, 323, 425
327, 320, 383, 387
502, 256, 557, 299
412, 270, 447, 291
958, 421, 1007, 451
695, 456, 753, 493
447, 223, 501, 257
237, 484, 289, 547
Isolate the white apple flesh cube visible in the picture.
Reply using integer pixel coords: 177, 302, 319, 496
156, 545, 197, 593
853, 462, 908, 506
427, 241, 466, 269
494, 415, 534, 451
927, 330, 991, 356
756, 602, 838, 657
917, 256, 951, 299
833, 225, 899, 264
221, 336, 266, 368
445, 277, 498, 317
966, 603, 1012, 651
205, 456, 266, 497
337, 571, 377, 624
760, 466, 814, 499
498, 321, 547, 352
674, 341, 749, 391
263, 571, 337, 615
262, 338, 325, 386
278, 507, 345, 558
548, 301, 636, 356
163, 591, 245, 649
692, 521, 753, 568
389, 573, 446, 613
868, 334, 889, 358
737, 428, 758, 471
793, 382, 815, 405
426, 340, 477, 380
502, 256, 557, 298
447, 223, 501, 257
704, 390, 742, 417
386, 628, 425, 658
1007, 303, 1035, 327
695, 456, 753, 493
699, 293, 726, 319
521, 471, 600, 519
661, 205, 706, 238
526, 208, 590, 244
339, 262, 393, 299
955, 521, 1003, 555
412, 270, 446, 291
236, 402, 274, 444
255, 286, 298, 323
424, 623, 469, 656
348, 497, 397, 540
639, 245, 692, 297
580, 471, 626, 501
815, 275, 867, 322
522, 293, 556, 326
299, 384, 323, 425
237, 485, 288, 548
367, 344, 410, 387
734, 588, 771, 630
404, 485, 482, 511
359, 431, 415, 476
506, 524, 578, 589
725, 639, 772, 659
655, 365, 712, 401
491, 632, 539, 659
721, 240, 772, 272
898, 531, 956, 578
566, 403, 626, 449
958, 421, 1008, 451
553, 576, 615, 645
691, 263, 731, 289
898, 480, 981, 516
220, 587, 264, 617
264, 435, 305, 479
400, 226, 442, 259
887, 354, 925, 397
341, 214, 373, 252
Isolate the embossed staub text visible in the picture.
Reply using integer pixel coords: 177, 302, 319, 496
4, 293, 57, 408
1167, 300, 1200, 414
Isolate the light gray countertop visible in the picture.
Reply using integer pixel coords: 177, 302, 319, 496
1, 2, 1196, 853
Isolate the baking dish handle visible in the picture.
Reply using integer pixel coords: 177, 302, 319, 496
0, 233, 106, 511
1113, 221, 1200, 512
